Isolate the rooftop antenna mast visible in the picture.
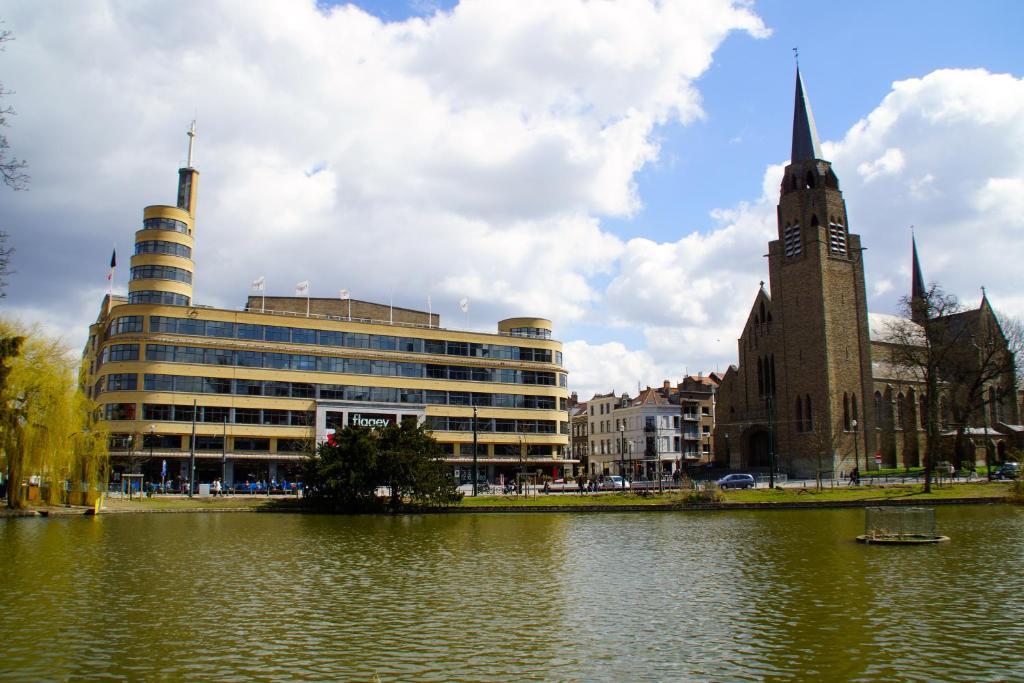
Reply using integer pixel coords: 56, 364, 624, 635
186, 120, 197, 168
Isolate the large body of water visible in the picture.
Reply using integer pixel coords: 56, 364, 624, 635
2, 505, 1023, 681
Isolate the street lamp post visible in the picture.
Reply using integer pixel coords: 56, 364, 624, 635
851, 418, 861, 474
148, 425, 155, 492
221, 416, 227, 491
619, 424, 626, 488
472, 406, 478, 497
188, 398, 197, 498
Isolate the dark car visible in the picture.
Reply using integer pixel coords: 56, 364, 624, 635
716, 473, 756, 490
992, 462, 1020, 480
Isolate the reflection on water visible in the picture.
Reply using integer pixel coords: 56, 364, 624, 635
2, 506, 1023, 681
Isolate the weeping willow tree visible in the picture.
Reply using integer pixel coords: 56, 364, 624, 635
1, 320, 108, 508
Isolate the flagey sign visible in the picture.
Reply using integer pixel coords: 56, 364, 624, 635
348, 412, 397, 429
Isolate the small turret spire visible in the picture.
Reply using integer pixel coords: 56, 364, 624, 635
791, 68, 823, 162
911, 229, 928, 324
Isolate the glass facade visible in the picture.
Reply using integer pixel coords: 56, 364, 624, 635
135, 240, 192, 258
128, 291, 190, 306
130, 265, 192, 284
148, 316, 556, 363
142, 217, 190, 234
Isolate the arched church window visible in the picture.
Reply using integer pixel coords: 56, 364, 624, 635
852, 393, 859, 424
805, 170, 816, 189
896, 393, 905, 430
843, 393, 850, 431
874, 391, 883, 427
805, 394, 813, 432
796, 396, 803, 433
811, 214, 819, 227
919, 394, 928, 430
759, 301, 766, 327
757, 357, 764, 396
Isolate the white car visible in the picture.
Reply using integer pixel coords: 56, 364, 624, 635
601, 475, 630, 491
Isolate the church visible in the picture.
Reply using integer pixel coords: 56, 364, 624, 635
713, 69, 1020, 478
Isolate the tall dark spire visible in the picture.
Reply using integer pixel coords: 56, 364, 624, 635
911, 232, 928, 324
791, 68, 823, 162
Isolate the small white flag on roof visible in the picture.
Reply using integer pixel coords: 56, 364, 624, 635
295, 280, 310, 296
339, 289, 350, 300
459, 297, 469, 313
252, 276, 266, 292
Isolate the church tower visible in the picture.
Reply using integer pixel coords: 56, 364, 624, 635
715, 68, 875, 477
766, 68, 876, 474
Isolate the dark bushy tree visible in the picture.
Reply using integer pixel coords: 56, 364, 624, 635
304, 421, 461, 512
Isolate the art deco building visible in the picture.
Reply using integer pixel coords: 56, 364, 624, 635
82, 133, 571, 487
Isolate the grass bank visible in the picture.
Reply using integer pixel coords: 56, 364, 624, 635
456, 481, 1015, 509
88, 481, 1017, 514
102, 495, 286, 513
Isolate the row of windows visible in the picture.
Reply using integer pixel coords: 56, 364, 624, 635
423, 416, 559, 434
108, 316, 144, 337
101, 344, 140, 363
508, 327, 551, 339
148, 315, 561, 364
128, 291, 191, 306
96, 373, 138, 393
142, 217, 190, 234
129, 343, 561, 385
108, 403, 316, 426
131, 265, 193, 284
97, 372, 560, 409
108, 432, 307, 453
135, 240, 192, 259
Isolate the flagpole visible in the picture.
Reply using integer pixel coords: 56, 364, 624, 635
348, 297, 352, 321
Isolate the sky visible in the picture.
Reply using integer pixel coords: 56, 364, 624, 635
1, 0, 1023, 399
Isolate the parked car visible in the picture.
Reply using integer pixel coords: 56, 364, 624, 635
992, 462, 1020, 480
716, 473, 756, 490
601, 476, 630, 491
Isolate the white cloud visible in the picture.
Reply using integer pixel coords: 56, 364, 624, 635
0, 0, 766, 350
592, 68, 1024, 388
857, 147, 905, 182
562, 339, 662, 400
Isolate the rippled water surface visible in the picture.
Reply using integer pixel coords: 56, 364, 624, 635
2, 506, 1024, 681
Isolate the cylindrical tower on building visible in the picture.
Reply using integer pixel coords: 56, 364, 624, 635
128, 122, 199, 307
498, 317, 553, 339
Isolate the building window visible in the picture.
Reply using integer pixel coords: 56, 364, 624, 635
828, 222, 847, 255
128, 290, 190, 306
784, 224, 802, 257
135, 240, 192, 258
142, 217, 190, 234
108, 316, 143, 337
130, 265, 192, 284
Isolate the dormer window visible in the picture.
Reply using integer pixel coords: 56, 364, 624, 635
784, 223, 802, 257
828, 220, 847, 255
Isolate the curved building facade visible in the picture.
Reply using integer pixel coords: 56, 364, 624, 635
82, 137, 571, 488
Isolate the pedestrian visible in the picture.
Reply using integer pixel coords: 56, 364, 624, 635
850, 466, 860, 486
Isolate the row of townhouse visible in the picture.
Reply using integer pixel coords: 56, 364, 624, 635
569, 374, 721, 479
